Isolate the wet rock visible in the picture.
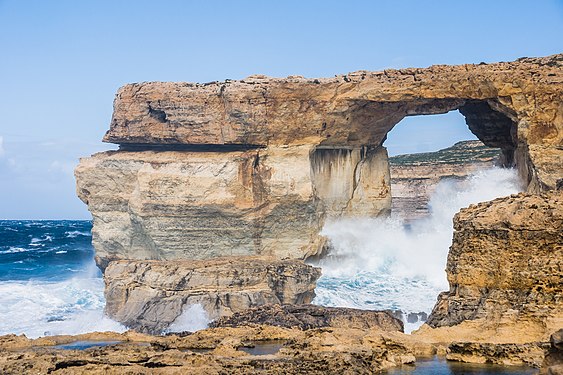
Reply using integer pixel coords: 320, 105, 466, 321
210, 304, 404, 332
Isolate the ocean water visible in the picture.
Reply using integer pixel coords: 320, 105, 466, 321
0, 220, 125, 338
312, 168, 523, 332
0, 168, 522, 338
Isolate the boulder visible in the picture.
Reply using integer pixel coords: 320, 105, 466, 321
103, 257, 321, 333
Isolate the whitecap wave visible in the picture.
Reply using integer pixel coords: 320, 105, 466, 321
0, 274, 125, 338
64, 231, 90, 238
313, 168, 523, 332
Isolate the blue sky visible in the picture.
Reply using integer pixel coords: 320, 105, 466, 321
0, 0, 562, 219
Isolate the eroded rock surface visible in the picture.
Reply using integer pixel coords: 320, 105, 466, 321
76, 54, 563, 265
76, 146, 390, 266
211, 304, 404, 332
104, 257, 321, 333
427, 192, 563, 340
0, 325, 416, 374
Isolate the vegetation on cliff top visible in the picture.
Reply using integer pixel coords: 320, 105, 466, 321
389, 140, 500, 166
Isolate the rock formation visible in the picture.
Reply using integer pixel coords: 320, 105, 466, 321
389, 140, 501, 221
210, 304, 404, 331
0, 324, 416, 374
76, 54, 563, 266
426, 192, 562, 340
104, 257, 320, 333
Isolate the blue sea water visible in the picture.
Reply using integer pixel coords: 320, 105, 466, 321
0, 220, 124, 338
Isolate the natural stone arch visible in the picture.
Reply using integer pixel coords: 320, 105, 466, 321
77, 54, 563, 266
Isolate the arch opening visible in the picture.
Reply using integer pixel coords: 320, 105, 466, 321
310, 102, 524, 332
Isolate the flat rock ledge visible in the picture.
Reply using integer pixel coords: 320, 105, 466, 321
2, 327, 560, 374
210, 303, 404, 332
104, 257, 321, 333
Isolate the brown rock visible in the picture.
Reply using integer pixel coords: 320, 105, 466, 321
210, 304, 404, 332
426, 192, 563, 341
103, 257, 321, 333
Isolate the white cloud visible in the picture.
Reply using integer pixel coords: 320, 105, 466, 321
0, 136, 5, 157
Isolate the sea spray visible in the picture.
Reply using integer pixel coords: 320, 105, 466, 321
166, 304, 210, 333
0, 220, 125, 338
312, 167, 523, 332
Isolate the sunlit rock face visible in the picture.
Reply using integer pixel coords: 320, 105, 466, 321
103, 257, 321, 333
76, 54, 563, 266
426, 192, 563, 340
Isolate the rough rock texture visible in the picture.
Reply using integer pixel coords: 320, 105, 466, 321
427, 192, 563, 339
541, 329, 563, 374
446, 342, 550, 367
76, 54, 563, 265
104, 55, 563, 190
0, 325, 416, 374
389, 140, 501, 221
76, 145, 389, 266
104, 257, 321, 333
210, 304, 404, 332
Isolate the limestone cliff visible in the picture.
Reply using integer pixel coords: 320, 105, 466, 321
76, 146, 389, 267
426, 192, 563, 340
104, 257, 321, 333
76, 54, 563, 265
389, 140, 501, 221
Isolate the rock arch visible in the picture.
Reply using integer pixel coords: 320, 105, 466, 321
76, 54, 562, 266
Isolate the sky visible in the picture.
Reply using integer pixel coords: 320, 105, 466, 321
0, 0, 562, 219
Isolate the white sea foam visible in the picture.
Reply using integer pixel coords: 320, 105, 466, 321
313, 167, 523, 333
166, 304, 210, 333
2, 246, 28, 254
0, 262, 125, 338
64, 230, 90, 238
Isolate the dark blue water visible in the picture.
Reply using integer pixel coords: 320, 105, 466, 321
0, 220, 124, 338
0, 220, 96, 281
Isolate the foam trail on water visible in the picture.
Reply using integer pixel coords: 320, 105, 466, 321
312, 168, 523, 333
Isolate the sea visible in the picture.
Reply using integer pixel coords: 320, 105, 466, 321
0, 168, 522, 338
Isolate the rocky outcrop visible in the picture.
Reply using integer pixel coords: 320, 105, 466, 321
76, 54, 563, 265
103, 257, 320, 333
426, 192, 563, 340
76, 146, 389, 267
0, 325, 416, 374
211, 304, 404, 331
389, 140, 501, 221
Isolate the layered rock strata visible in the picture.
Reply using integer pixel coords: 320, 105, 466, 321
426, 192, 563, 340
389, 140, 501, 221
76, 54, 563, 265
76, 146, 389, 266
104, 257, 321, 333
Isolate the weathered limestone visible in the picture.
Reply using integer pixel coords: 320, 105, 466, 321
426, 192, 563, 340
104, 55, 563, 190
103, 257, 321, 333
211, 304, 403, 331
0, 325, 416, 374
76, 54, 563, 266
76, 145, 390, 266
